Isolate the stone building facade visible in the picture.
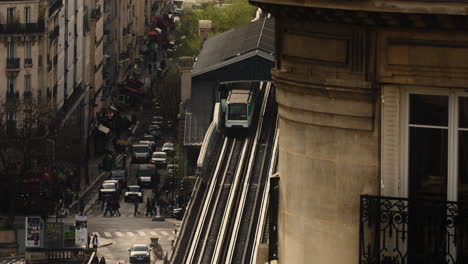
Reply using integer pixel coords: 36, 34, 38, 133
249, 0, 468, 263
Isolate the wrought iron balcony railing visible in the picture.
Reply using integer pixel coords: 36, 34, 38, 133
6, 58, 20, 69
91, 7, 102, 20
0, 22, 45, 35
360, 195, 468, 264
24, 58, 32, 66
49, 0, 63, 18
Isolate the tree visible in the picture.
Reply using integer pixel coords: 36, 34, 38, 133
156, 66, 181, 130
172, 0, 257, 58
0, 96, 55, 226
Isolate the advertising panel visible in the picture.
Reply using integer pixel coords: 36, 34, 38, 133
25, 217, 42, 248
75, 215, 88, 247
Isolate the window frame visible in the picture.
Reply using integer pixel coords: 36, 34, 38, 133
400, 87, 468, 201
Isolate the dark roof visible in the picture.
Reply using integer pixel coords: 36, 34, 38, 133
192, 17, 274, 77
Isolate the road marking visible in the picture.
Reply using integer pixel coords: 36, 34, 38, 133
93, 232, 100, 237
127, 232, 135, 237
115, 232, 124, 237
150, 231, 157, 236
104, 232, 112, 237
160, 231, 169, 236
138, 231, 146, 236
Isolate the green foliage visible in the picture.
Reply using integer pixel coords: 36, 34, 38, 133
173, 0, 256, 58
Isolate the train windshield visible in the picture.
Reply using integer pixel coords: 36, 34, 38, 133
228, 104, 247, 120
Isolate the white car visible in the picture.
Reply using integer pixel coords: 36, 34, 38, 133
129, 244, 151, 264
151, 151, 167, 166
162, 142, 174, 153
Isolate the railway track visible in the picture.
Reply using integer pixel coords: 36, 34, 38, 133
178, 82, 277, 264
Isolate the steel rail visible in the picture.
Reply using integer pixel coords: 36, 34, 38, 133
222, 83, 272, 264
185, 137, 230, 264
249, 118, 279, 264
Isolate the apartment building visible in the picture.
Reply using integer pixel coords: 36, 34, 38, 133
116, 0, 136, 82
0, 0, 47, 106
248, 0, 468, 263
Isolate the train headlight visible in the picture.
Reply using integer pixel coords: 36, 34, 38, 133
138, 193, 142, 196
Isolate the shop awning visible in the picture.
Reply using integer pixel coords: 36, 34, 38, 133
148, 31, 158, 36
97, 124, 110, 134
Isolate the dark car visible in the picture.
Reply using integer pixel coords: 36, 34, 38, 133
129, 244, 151, 264
132, 143, 152, 163
124, 185, 143, 203
110, 169, 127, 188
99, 182, 118, 201
137, 164, 157, 188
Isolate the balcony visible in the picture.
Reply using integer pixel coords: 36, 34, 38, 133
49, 0, 63, 18
23, 91, 32, 101
49, 25, 59, 42
0, 22, 45, 35
91, 7, 102, 20
6, 58, 20, 70
24, 58, 32, 67
360, 195, 468, 264
119, 51, 130, 61
6, 91, 19, 104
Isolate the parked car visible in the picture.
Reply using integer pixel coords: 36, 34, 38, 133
132, 143, 152, 163
124, 185, 143, 203
99, 182, 118, 201
150, 151, 167, 167
162, 142, 174, 154
128, 244, 151, 264
110, 169, 127, 188
143, 134, 155, 142
103, 180, 122, 196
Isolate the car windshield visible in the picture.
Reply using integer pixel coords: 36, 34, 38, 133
139, 169, 154, 176
133, 146, 148, 152
228, 103, 247, 120
128, 186, 140, 192
103, 183, 114, 189
132, 246, 147, 251
143, 135, 153, 141
153, 153, 166, 158
163, 143, 173, 148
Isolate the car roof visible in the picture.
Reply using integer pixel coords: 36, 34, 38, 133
152, 151, 166, 155
132, 244, 147, 247
138, 164, 156, 169
133, 144, 150, 147
127, 185, 140, 188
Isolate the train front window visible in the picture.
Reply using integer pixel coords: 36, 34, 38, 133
228, 104, 247, 120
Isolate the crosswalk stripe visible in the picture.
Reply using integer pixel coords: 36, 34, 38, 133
104, 232, 112, 237
161, 231, 169, 236
115, 232, 124, 237
138, 231, 146, 236
127, 232, 135, 237
150, 231, 157, 236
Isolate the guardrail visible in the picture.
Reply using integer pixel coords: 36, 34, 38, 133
196, 121, 216, 170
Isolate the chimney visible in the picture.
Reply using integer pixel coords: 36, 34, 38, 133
198, 20, 212, 42
179, 56, 193, 103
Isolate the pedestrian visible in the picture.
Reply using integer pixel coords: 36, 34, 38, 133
86, 234, 91, 249
92, 234, 99, 252
79, 199, 84, 216
151, 198, 157, 216
115, 200, 121, 217
103, 200, 111, 217
91, 254, 99, 264
145, 198, 153, 216
134, 200, 141, 217
101, 199, 106, 212
99, 256, 106, 264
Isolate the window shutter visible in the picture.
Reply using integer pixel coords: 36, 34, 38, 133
381, 85, 400, 196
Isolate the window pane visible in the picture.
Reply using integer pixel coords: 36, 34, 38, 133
459, 131, 468, 201
410, 94, 449, 126
460, 97, 468, 129
409, 127, 448, 200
